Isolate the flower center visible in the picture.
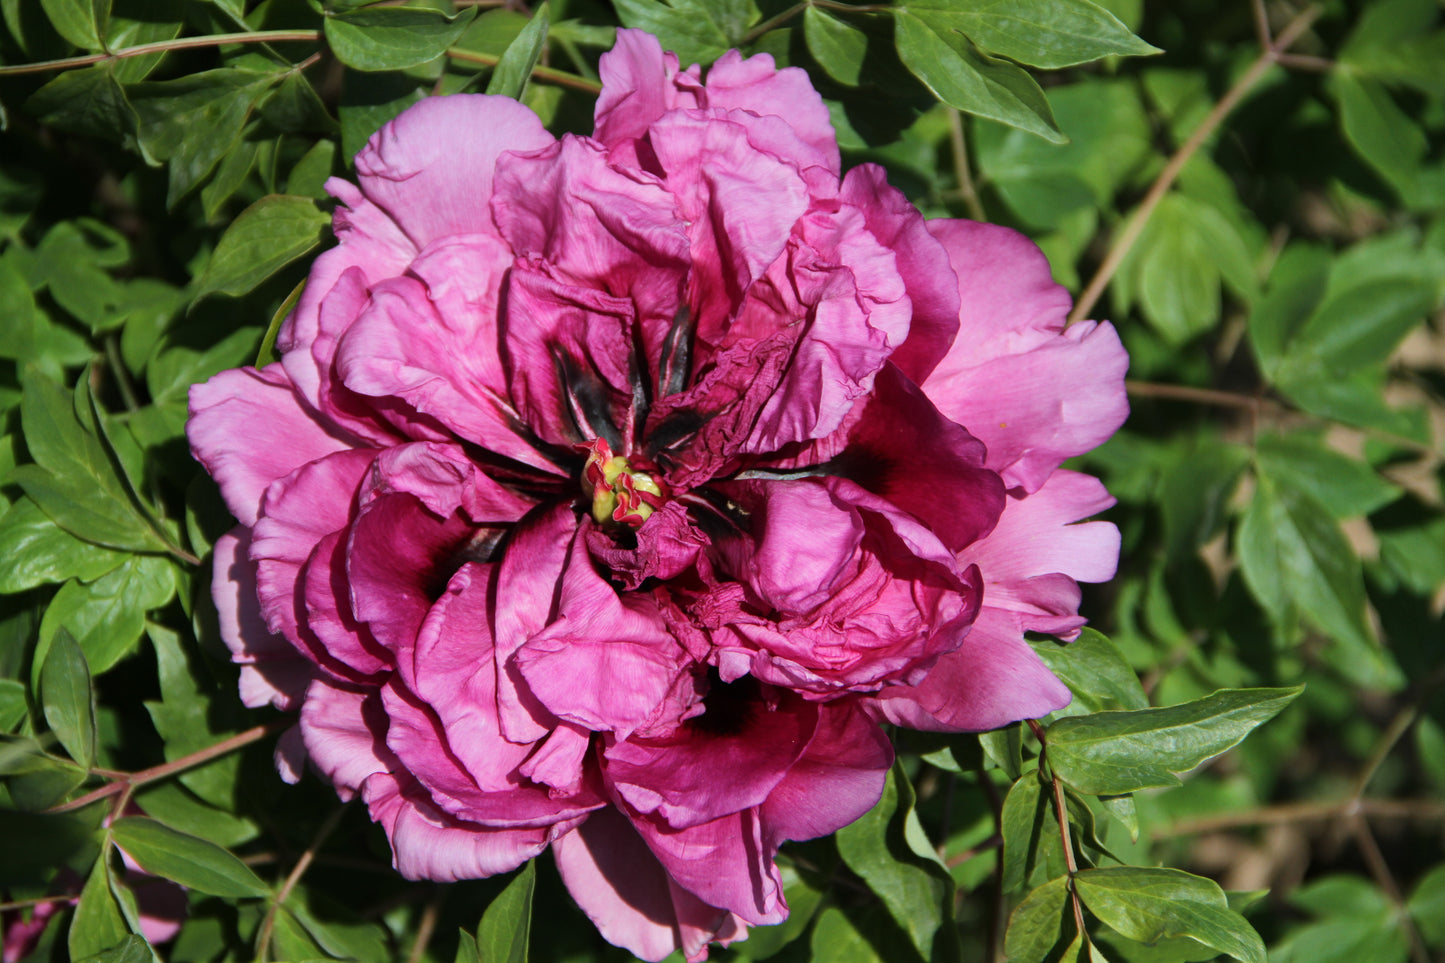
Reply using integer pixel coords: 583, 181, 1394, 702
578, 438, 667, 529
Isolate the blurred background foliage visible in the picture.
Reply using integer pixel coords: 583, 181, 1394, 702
0, 0, 1442, 961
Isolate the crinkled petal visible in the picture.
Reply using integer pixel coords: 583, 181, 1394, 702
553, 806, 745, 963
188, 364, 353, 527
353, 94, 554, 250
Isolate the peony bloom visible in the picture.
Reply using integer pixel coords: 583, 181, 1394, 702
189, 28, 1126, 962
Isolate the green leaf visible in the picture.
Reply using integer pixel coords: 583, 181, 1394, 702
16, 368, 169, 555
339, 70, 428, 163
40, 0, 104, 49
193, 195, 330, 301
899, 0, 1158, 69
1076, 867, 1265, 963
134, 781, 259, 849
1000, 773, 1063, 893
1045, 687, 1302, 796
1277, 276, 1437, 381
1408, 863, 1445, 946
1004, 876, 1070, 963
1254, 433, 1400, 519
286, 141, 337, 199
3, 747, 90, 810
836, 761, 958, 961
1248, 243, 1331, 379
894, 11, 1064, 142
25, 65, 145, 158
40, 555, 177, 675
808, 907, 887, 962
476, 860, 535, 963
0, 678, 26, 731
70, 857, 131, 961
40, 628, 97, 767
1134, 193, 1254, 343
1331, 71, 1429, 204
32, 219, 127, 329
1157, 439, 1249, 560
144, 622, 243, 809
980, 723, 1023, 779
130, 69, 279, 208
111, 816, 271, 898
1237, 479, 1399, 689
1030, 629, 1149, 714
454, 930, 479, 963
324, 5, 477, 72
486, 5, 549, 100
804, 8, 868, 86
0, 497, 127, 592
76, 934, 153, 963
613, 0, 757, 67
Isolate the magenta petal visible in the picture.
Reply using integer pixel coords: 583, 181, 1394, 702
363, 771, 562, 883
553, 806, 745, 963
515, 543, 695, 737
345, 492, 476, 684
700, 48, 839, 176
603, 689, 816, 829
188, 364, 352, 526
874, 606, 1072, 732
493, 505, 574, 743
300, 529, 388, 677
760, 699, 892, 847
298, 678, 388, 799
366, 441, 535, 524
593, 29, 692, 154
923, 219, 1128, 492
409, 562, 537, 791
628, 806, 786, 927
212, 529, 312, 711
251, 448, 376, 648
353, 94, 554, 250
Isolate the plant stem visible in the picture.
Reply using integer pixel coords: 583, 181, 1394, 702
947, 110, 986, 222
1028, 719, 1090, 945
256, 802, 350, 963
442, 48, 601, 92
1067, 5, 1322, 326
46, 722, 284, 814
0, 31, 321, 75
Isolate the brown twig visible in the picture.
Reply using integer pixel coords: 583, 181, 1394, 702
1028, 719, 1090, 948
406, 888, 446, 963
255, 802, 351, 963
0, 31, 321, 75
46, 722, 285, 814
1067, 5, 1322, 326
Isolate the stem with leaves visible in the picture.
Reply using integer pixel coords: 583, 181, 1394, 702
1027, 719, 1091, 952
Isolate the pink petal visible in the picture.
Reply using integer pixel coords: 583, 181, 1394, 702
298, 677, 388, 799
602, 686, 815, 829
923, 220, 1128, 492
553, 806, 746, 963
363, 771, 565, 883
353, 94, 554, 250
874, 606, 1072, 732
515, 544, 697, 737
188, 364, 353, 526
300, 529, 389, 677
212, 529, 311, 710
593, 29, 694, 155
759, 699, 892, 847
840, 165, 960, 384
700, 48, 839, 176
365, 441, 536, 524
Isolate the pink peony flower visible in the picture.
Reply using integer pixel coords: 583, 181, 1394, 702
189, 28, 1126, 962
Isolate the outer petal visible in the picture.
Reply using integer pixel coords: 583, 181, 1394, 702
353, 94, 554, 250
873, 606, 1071, 732
924, 220, 1128, 492
699, 48, 840, 176
188, 364, 353, 526
212, 529, 311, 711
553, 806, 746, 963
593, 29, 697, 158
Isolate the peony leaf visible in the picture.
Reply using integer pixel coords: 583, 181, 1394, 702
809, 907, 887, 962
193, 194, 330, 302
129, 68, 279, 210
486, 4, 549, 100
1000, 773, 1064, 893
803, 7, 868, 86
1248, 242, 1330, 379
25, 65, 145, 158
836, 761, 958, 961
1075, 866, 1266, 963
893, 11, 1064, 143
0, 678, 26, 731
143, 623, 244, 809
39, 627, 97, 768
0, 497, 127, 593
39, 0, 105, 49
476, 860, 535, 963
1254, 433, 1400, 520
613, 0, 757, 67
38, 554, 176, 675
324, 5, 477, 72
16, 367, 168, 555
1029, 629, 1148, 715
70, 858, 132, 962
1045, 687, 1301, 796
1237, 480, 1401, 689
1003, 876, 1070, 963
900, 0, 1158, 69
75, 935, 153, 963
111, 816, 271, 898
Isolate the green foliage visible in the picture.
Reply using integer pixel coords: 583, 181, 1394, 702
1, 1, 1441, 963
